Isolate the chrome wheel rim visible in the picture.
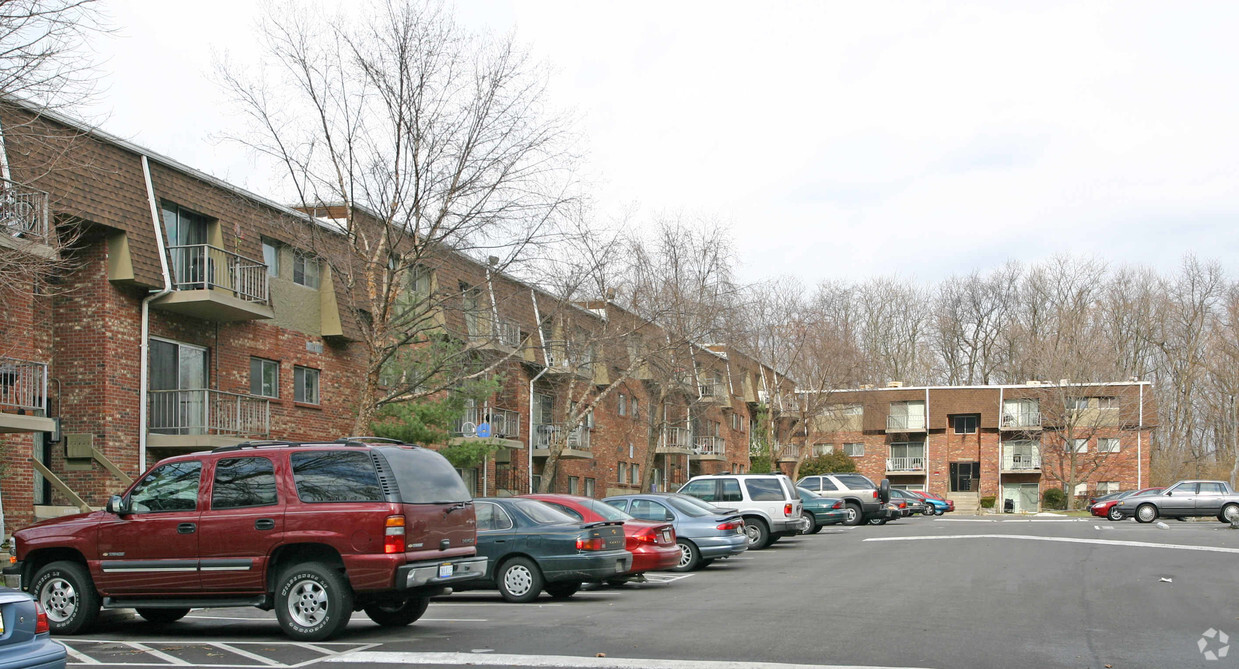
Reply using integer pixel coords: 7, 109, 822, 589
40, 577, 77, 623
1138, 506, 1154, 522
845, 507, 858, 523
1109, 507, 1123, 521
503, 564, 533, 597
744, 523, 761, 546
287, 578, 329, 628
1226, 506, 1239, 522
677, 543, 693, 569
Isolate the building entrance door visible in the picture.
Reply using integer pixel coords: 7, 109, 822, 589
950, 461, 981, 492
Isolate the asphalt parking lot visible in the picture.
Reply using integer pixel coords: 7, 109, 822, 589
59, 515, 1239, 669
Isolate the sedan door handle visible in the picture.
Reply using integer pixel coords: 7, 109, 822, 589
255, 518, 275, 531
177, 523, 196, 534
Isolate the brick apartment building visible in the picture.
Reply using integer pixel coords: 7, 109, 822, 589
0, 103, 794, 533
782, 382, 1157, 513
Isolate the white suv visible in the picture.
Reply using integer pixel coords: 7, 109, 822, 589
677, 474, 806, 549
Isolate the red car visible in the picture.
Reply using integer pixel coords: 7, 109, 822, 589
523, 494, 680, 579
909, 490, 955, 514
1091, 488, 1163, 521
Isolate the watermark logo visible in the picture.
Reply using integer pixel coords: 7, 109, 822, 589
1199, 628, 1230, 661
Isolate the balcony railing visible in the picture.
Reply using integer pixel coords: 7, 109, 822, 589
1001, 412, 1042, 429
544, 340, 592, 374
0, 178, 50, 246
535, 423, 591, 451
887, 456, 925, 472
0, 357, 47, 414
468, 315, 522, 349
886, 414, 926, 431
693, 436, 725, 457
148, 389, 270, 437
453, 405, 520, 439
699, 382, 725, 399
167, 244, 270, 303
1003, 450, 1042, 471
662, 426, 690, 450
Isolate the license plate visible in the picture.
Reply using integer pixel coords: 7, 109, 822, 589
0, 610, 5, 634
615, 560, 625, 573
438, 563, 454, 579
661, 530, 672, 543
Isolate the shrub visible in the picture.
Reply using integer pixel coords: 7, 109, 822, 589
798, 451, 858, 477
1042, 487, 1067, 510
979, 496, 996, 509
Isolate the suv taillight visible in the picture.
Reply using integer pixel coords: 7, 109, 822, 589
384, 515, 406, 554
34, 601, 48, 634
784, 503, 793, 517
872, 490, 878, 500
576, 536, 607, 551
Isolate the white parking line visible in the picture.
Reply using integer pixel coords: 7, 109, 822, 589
182, 613, 488, 622
324, 650, 933, 669
932, 518, 1087, 523
864, 534, 1239, 554
126, 641, 190, 666
62, 644, 100, 665
207, 642, 284, 667
62, 640, 382, 668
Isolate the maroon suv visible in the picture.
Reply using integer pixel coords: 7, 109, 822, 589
5, 439, 487, 640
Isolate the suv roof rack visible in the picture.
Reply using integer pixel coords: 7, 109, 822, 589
214, 439, 373, 453
335, 436, 407, 444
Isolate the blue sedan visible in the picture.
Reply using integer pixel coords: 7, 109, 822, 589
604, 493, 748, 571
0, 586, 66, 669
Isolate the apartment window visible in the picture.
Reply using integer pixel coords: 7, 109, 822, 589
618, 462, 628, 483
1097, 481, 1119, 494
294, 366, 320, 404
843, 404, 863, 415
631, 464, 640, 486
889, 401, 925, 430
1072, 439, 1088, 453
812, 443, 834, 456
730, 413, 741, 431
409, 264, 432, 296
293, 252, 320, 289
569, 477, 580, 495
1097, 396, 1118, 409
1098, 438, 1120, 453
1073, 483, 1088, 496
261, 238, 281, 277
843, 443, 864, 457
953, 415, 978, 435
632, 397, 639, 420
249, 357, 279, 398
1068, 397, 1089, 411
618, 394, 627, 416
584, 478, 596, 497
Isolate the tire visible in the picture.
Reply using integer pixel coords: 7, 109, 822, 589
1107, 506, 1125, 522
496, 557, 544, 603
842, 503, 863, 526
1221, 504, 1239, 524
545, 581, 581, 599
1135, 504, 1158, 524
934, 507, 945, 516
800, 511, 816, 535
136, 608, 190, 624
809, 524, 824, 535
274, 561, 354, 641
363, 596, 429, 627
32, 561, 100, 635
674, 540, 701, 572
743, 517, 771, 549
867, 516, 887, 526
879, 479, 891, 503
699, 558, 715, 567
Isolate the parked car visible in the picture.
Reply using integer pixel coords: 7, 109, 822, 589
677, 474, 805, 549
3, 439, 488, 640
1115, 480, 1239, 524
868, 501, 904, 525
1088, 490, 1136, 521
909, 490, 954, 515
0, 586, 65, 669
795, 488, 848, 533
603, 493, 748, 571
796, 473, 891, 525
523, 494, 679, 581
889, 489, 928, 516
461, 498, 631, 602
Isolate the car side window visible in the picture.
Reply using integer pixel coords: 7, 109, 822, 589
1199, 482, 1225, 495
720, 479, 743, 502
211, 457, 278, 509
290, 451, 384, 503
681, 480, 716, 502
1168, 482, 1195, 495
547, 502, 584, 521
745, 478, 785, 501
604, 499, 628, 512
801, 477, 820, 490
129, 461, 203, 513
630, 499, 672, 521
475, 502, 514, 531
820, 478, 839, 491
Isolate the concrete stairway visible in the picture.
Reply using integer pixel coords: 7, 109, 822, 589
950, 491, 982, 514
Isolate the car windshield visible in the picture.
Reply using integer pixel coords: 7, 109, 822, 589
663, 496, 711, 517
377, 447, 471, 504
579, 498, 632, 521
510, 499, 579, 525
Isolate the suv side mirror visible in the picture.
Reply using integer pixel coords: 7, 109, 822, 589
106, 495, 129, 515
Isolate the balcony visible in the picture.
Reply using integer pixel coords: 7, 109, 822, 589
147, 388, 270, 449
543, 340, 593, 380
0, 357, 55, 434
152, 244, 274, 321
1001, 412, 1042, 431
0, 178, 54, 259
451, 405, 522, 447
532, 423, 593, 459
698, 382, 726, 404
467, 316, 522, 354
691, 436, 726, 461
775, 443, 800, 463
1002, 449, 1042, 473
886, 414, 927, 433
657, 426, 692, 455
886, 456, 926, 474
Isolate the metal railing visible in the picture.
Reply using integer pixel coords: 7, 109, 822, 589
1001, 412, 1042, 429
699, 382, 725, 399
662, 426, 690, 450
693, 436, 725, 457
167, 244, 270, 303
486, 407, 521, 439
148, 389, 270, 437
0, 178, 50, 245
544, 340, 592, 373
1003, 450, 1042, 470
0, 357, 47, 414
467, 315, 522, 349
534, 423, 592, 451
887, 414, 926, 431
887, 456, 925, 472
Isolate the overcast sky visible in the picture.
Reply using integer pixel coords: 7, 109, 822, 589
87, 1, 1239, 286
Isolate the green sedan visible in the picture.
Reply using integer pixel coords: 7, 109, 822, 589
797, 487, 849, 534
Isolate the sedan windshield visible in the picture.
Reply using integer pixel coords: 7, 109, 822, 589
664, 496, 711, 517
580, 498, 633, 521
511, 499, 579, 525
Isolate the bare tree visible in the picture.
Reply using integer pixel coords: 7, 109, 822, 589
219, 0, 578, 432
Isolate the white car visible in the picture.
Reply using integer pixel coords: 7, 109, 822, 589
677, 474, 806, 549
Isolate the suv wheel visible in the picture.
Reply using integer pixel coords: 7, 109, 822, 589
674, 540, 701, 572
363, 596, 429, 627
497, 557, 544, 603
275, 562, 354, 641
137, 608, 190, 624
32, 561, 100, 635
842, 502, 863, 526
743, 517, 770, 549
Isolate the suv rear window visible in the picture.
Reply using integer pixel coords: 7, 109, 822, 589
745, 478, 786, 501
379, 447, 471, 503
837, 474, 875, 489
290, 451, 384, 503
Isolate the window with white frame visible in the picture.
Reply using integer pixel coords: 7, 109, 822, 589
1074, 482, 1088, 496
1097, 396, 1118, 409
953, 415, 978, 435
843, 442, 864, 457
293, 252, 320, 289
250, 357, 279, 398
812, 443, 834, 456
618, 462, 628, 483
631, 397, 639, 420
568, 477, 579, 495
584, 478, 595, 497
631, 464, 640, 486
618, 393, 627, 416
294, 366, 320, 404
1072, 438, 1088, 453
261, 238, 282, 277
1068, 397, 1089, 411
1097, 481, 1119, 494
1098, 438, 1120, 453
